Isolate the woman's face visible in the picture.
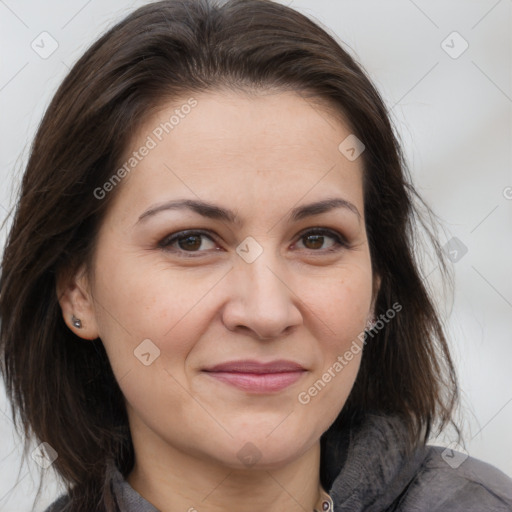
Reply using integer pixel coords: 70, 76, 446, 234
68, 89, 377, 470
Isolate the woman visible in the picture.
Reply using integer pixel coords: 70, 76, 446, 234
1, 0, 511, 511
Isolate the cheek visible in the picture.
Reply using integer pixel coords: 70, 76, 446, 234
302, 262, 373, 346
296, 343, 362, 440
92, 247, 208, 338
91, 247, 227, 390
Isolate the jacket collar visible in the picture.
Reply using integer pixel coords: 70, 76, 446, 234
322, 413, 427, 511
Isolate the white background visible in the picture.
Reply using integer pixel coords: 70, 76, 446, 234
0, 1, 511, 510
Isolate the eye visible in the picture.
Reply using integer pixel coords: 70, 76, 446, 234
159, 230, 218, 256
158, 227, 349, 258
294, 228, 348, 252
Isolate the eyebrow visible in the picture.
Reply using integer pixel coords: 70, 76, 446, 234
135, 197, 361, 226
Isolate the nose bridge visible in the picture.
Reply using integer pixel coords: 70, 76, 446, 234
238, 235, 287, 305
223, 235, 302, 338
245, 250, 283, 299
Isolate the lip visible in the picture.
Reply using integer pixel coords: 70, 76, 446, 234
202, 359, 307, 393
204, 359, 306, 373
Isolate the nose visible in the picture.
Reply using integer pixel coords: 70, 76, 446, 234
221, 247, 303, 340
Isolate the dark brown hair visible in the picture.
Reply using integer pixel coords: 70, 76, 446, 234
0, 0, 460, 510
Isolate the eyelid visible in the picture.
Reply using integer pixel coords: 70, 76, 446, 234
295, 226, 348, 244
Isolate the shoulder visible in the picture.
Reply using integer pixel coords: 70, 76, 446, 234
398, 445, 512, 511
42, 493, 72, 512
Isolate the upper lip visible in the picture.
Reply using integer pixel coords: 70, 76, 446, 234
203, 359, 306, 374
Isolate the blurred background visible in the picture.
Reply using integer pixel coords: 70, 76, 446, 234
0, 0, 511, 510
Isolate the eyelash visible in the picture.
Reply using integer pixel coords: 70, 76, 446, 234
158, 228, 349, 258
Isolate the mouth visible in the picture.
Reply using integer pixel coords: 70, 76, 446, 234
201, 359, 307, 393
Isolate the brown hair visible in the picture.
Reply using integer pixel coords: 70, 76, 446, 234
0, 0, 460, 510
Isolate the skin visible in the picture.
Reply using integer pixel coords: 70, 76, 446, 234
58, 88, 380, 512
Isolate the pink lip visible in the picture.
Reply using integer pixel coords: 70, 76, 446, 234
204, 359, 305, 373
202, 359, 307, 393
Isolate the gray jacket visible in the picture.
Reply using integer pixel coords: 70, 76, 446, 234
44, 414, 512, 511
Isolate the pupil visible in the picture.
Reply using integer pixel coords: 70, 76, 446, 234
305, 235, 323, 249
179, 235, 201, 251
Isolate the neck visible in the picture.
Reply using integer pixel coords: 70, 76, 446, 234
126, 427, 323, 512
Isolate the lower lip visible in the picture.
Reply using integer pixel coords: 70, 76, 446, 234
203, 371, 305, 392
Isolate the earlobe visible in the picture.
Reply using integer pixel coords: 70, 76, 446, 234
56, 264, 100, 340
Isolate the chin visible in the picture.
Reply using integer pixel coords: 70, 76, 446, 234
213, 429, 315, 471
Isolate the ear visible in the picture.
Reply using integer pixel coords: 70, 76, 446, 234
56, 263, 100, 341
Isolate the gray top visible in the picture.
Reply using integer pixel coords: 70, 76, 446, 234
44, 413, 512, 511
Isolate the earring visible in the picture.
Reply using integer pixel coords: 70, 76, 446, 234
71, 315, 82, 329
365, 314, 377, 331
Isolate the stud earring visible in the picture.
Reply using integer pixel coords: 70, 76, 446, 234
71, 315, 82, 329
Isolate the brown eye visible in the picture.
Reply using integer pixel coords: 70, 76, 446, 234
177, 235, 203, 251
302, 234, 326, 250
295, 229, 347, 252
159, 230, 217, 254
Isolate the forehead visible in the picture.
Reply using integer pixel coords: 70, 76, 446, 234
107, 89, 364, 222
